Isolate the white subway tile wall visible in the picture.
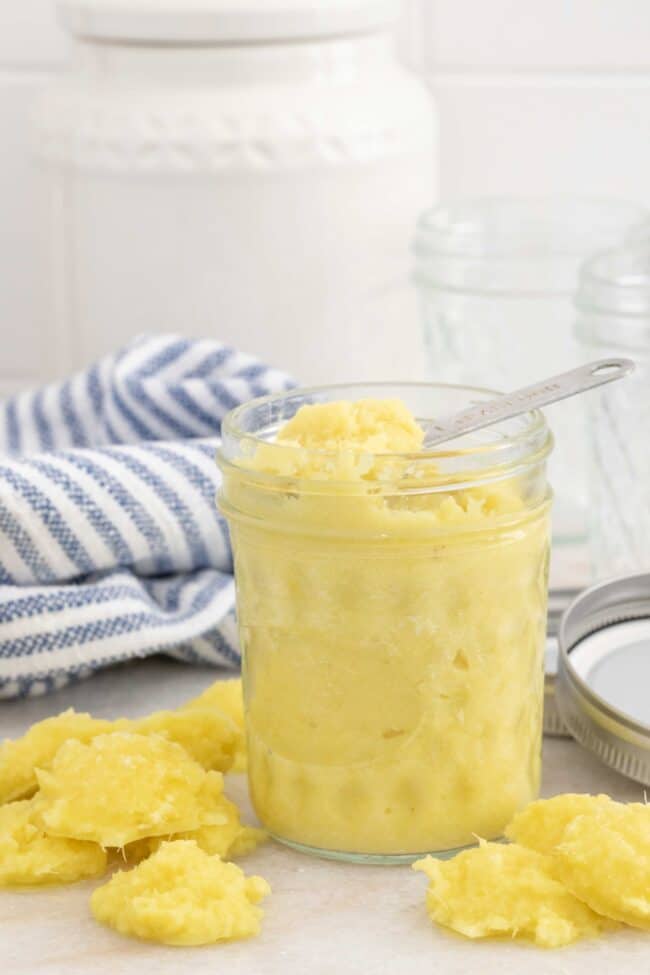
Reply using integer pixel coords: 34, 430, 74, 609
427, 0, 650, 200
0, 1, 649, 391
428, 0, 650, 69
0, 0, 67, 66
0, 74, 54, 398
433, 77, 650, 199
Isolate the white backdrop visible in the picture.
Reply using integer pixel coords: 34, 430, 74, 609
2, 0, 650, 394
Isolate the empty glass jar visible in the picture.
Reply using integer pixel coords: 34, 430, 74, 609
413, 198, 648, 549
576, 246, 650, 579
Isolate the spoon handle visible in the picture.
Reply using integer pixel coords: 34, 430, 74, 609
422, 358, 635, 449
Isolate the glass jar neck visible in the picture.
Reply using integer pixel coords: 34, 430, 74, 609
413, 198, 649, 297
69, 31, 395, 88
219, 382, 552, 498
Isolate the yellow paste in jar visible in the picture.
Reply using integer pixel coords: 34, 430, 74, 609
222, 398, 550, 855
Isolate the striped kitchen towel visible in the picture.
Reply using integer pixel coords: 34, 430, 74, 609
0, 334, 293, 699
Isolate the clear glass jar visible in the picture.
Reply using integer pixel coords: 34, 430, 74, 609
576, 246, 650, 579
218, 382, 552, 863
413, 198, 648, 548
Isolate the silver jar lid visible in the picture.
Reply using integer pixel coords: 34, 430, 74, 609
556, 573, 650, 785
544, 639, 570, 737
543, 587, 580, 737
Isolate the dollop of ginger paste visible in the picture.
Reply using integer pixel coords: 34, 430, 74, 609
556, 801, 650, 930
182, 678, 247, 771
413, 841, 610, 948
35, 732, 226, 847
278, 398, 424, 453
509, 794, 650, 930
91, 840, 270, 946
0, 798, 106, 886
0, 710, 113, 804
125, 795, 265, 864
132, 707, 240, 773
0, 688, 245, 806
505, 793, 614, 853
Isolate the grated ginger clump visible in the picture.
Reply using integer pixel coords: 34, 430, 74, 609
506, 793, 615, 853
0, 710, 113, 804
507, 793, 650, 930
91, 840, 270, 946
413, 841, 610, 948
247, 398, 427, 484
0, 685, 245, 805
125, 795, 266, 864
0, 798, 106, 886
183, 679, 247, 772
278, 398, 424, 453
554, 801, 650, 930
0, 682, 269, 945
35, 732, 226, 847
131, 707, 241, 773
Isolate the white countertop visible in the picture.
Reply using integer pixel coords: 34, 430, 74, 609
1, 657, 648, 975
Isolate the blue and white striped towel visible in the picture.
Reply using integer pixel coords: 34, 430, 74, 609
0, 334, 293, 699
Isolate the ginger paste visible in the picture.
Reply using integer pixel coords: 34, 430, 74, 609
0, 710, 112, 804
509, 794, 650, 930
0, 798, 106, 886
221, 398, 550, 854
91, 840, 270, 946
132, 707, 240, 772
0, 697, 242, 807
413, 841, 609, 948
35, 732, 226, 847
125, 794, 265, 864
555, 801, 650, 930
505, 793, 614, 853
182, 678, 247, 771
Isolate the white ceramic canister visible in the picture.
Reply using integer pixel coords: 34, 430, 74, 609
36, 0, 437, 383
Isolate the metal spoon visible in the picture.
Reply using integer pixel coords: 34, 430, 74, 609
422, 358, 635, 449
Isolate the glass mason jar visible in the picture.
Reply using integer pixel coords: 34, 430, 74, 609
576, 246, 650, 579
218, 382, 552, 863
413, 198, 647, 550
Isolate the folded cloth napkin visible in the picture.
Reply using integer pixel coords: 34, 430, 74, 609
0, 334, 293, 699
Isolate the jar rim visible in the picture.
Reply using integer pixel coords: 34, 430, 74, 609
414, 196, 649, 260
412, 197, 649, 299
218, 380, 553, 493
